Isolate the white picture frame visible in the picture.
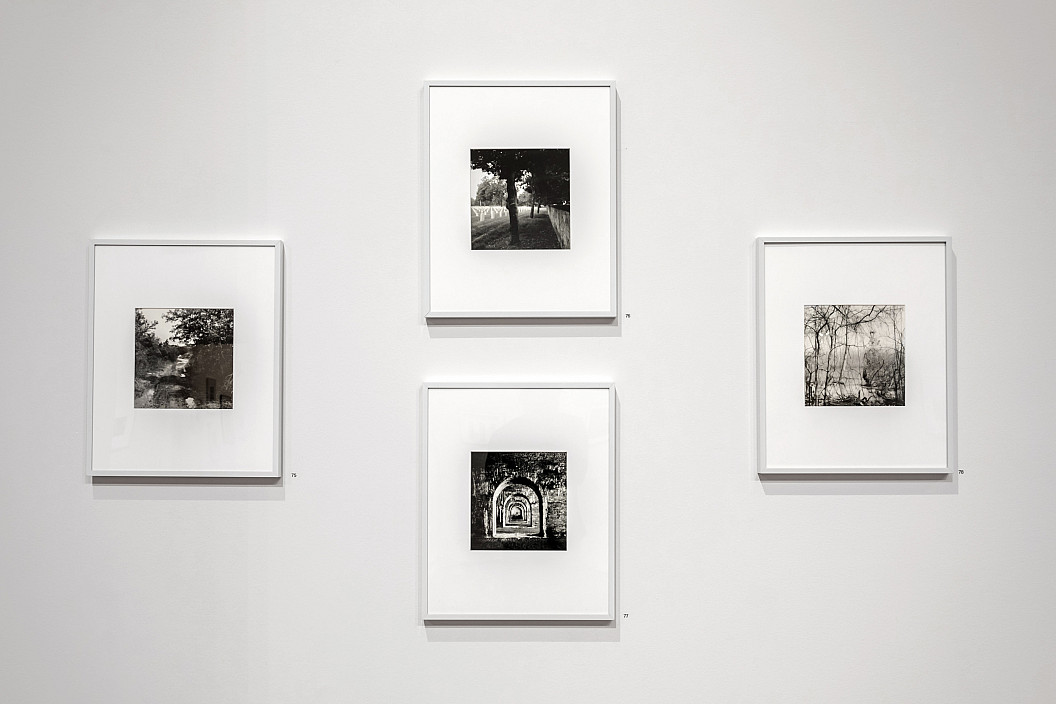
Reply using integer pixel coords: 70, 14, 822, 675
89, 240, 283, 477
421, 382, 616, 621
424, 81, 618, 319
756, 236, 954, 474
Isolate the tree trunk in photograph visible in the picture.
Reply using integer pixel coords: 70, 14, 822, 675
505, 174, 520, 246
824, 326, 838, 403
836, 323, 849, 390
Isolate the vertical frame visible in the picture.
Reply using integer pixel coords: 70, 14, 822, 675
424, 81, 617, 319
421, 382, 616, 620
756, 236, 954, 474
89, 240, 283, 477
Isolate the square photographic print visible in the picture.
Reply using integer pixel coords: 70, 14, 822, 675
804, 304, 905, 406
134, 308, 234, 409
470, 451, 567, 551
470, 149, 570, 250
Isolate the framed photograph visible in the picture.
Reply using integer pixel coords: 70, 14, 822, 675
89, 240, 283, 477
756, 236, 953, 474
424, 81, 617, 319
422, 383, 616, 620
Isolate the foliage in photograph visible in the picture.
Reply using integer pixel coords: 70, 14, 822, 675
470, 149, 570, 250
134, 308, 234, 409
470, 451, 567, 550
804, 304, 905, 406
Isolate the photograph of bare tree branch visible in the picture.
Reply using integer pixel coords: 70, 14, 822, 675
470, 148, 570, 250
804, 305, 905, 406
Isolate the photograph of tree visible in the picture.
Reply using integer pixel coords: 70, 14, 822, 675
134, 308, 234, 409
470, 148, 570, 250
804, 305, 905, 406
470, 451, 567, 551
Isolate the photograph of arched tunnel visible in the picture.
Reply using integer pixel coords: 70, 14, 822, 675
470, 451, 567, 551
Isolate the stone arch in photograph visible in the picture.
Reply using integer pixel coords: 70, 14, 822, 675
501, 493, 532, 526
470, 451, 567, 550
491, 477, 546, 538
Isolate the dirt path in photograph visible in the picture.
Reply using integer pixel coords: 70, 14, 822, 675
471, 211, 562, 249
134, 357, 189, 407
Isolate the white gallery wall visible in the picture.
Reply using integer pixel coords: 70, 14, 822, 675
2, 1, 1055, 701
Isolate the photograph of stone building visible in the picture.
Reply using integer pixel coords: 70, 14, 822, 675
134, 307, 234, 409
470, 451, 567, 551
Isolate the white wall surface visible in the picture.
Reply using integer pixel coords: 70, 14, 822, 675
2, 1, 1055, 702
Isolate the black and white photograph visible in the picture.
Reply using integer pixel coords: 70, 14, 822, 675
470, 149, 570, 250
424, 383, 614, 618
134, 308, 234, 409
426, 84, 614, 318
804, 304, 905, 406
470, 451, 567, 551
